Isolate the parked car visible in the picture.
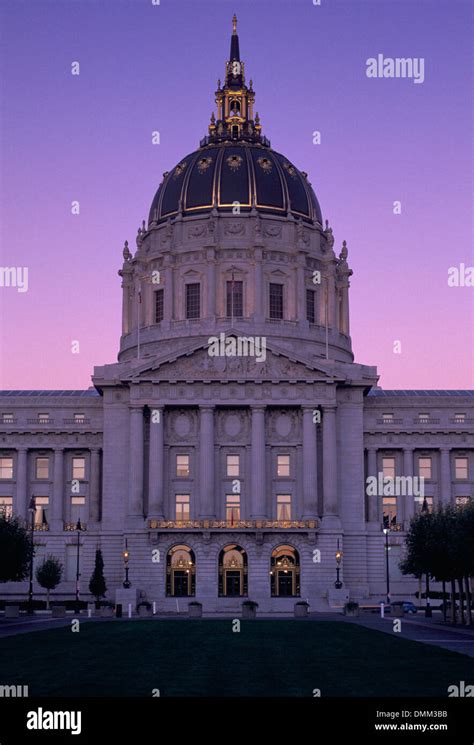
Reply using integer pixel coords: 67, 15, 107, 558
401, 601, 418, 614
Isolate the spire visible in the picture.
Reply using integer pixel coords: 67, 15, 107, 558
203, 15, 270, 148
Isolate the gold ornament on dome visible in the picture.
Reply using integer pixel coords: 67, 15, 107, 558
226, 154, 243, 172
173, 161, 187, 179
283, 161, 297, 179
197, 156, 213, 174
257, 156, 273, 174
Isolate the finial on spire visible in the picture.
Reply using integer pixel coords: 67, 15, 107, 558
232, 14, 237, 34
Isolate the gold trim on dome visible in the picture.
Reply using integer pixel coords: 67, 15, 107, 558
257, 155, 273, 174
217, 145, 252, 208
226, 154, 243, 172
197, 155, 213, 174
283, 161, 298, 179
173, 161, 187, 180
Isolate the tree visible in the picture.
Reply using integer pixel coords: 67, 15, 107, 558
89, 549, 107, 608
0, 514, 34, 583
36, 556, 63, 609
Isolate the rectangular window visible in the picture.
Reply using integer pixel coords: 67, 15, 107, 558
382, 413, 394, 424
226, 280, 243, 317
65, 544, 80, 582
382, 497, 397, 528
74, 413, 85, 423
414, 496, 433, 514
418, 457, 432, 479
176, 454, 190, 477
0, 496, 13, 518
382, 457, 395, 479
185, 283, 200, 319
34, 496, 49, 526
306, 289, 316, 324
418, 413, 430, 423
154, 289, 164, 323
269, 283, 283, 319
277, 494, 292, 521
72, 457, 85, 480
175, 494, 190, 521
455, 457, 469, 480
38, 413, 50, 424
2, 414, 14, 424
226, 454, 240, 477
277, 454, 290, 477
226, 494, 240, 524
35, 457, 49, 480
0, 457, 13, 479
71, 496, 85, 524
454, 413, 466, 423
456, 496, 471, 508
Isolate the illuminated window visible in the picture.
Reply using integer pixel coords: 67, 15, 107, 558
226, 454, 240, 477
35, 457, 49, 479
2, 414, 14, 424
154, 289, 164, 323
454, 413, 466, 423
277, 454, 290, 477
269, 283, 283, 319
418, 413, 430, 424
71, 496, 85, 524
418, 457, 432, 479
382, 413, 394, 424
38, 413, 50, 424
74, 413, 85, 423
226, 281, 243, 317
175, 495, 190, 521
72, 457, 85, 480
218, 545, 247, 597
34, 496, 49, 526
382, 457, 396, 479
456, 496, 471, 508
0, 497, 13, 517
226, 494, 240, 524
382, 497, 397, 528
166, 545, 195, 597
271, 545, 300, 597
277, 495, 291, 521
414, 496, 433, 514
0, 458, 13, 479
176, 455, 190, 477
306, 289, 316, 324
455, 457, 468, 480
185, 283, 200, 319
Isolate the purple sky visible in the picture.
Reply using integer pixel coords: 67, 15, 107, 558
0, 0, 472, 390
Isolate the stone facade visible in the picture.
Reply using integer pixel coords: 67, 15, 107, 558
1, 19, 473, 612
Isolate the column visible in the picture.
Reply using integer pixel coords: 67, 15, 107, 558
163, 257, 173, 323
120, 271, 132, 335
322, 405, 338, 522
251, 406, 266, 519
89, 448, 101, 523
302, 407, 318, 518
342, 284, 350, 335
206, 249, 216, 318
15, 448, 28, 521
129, 407, 144, 517
367, 447, 379, 523
199, 407, 215, 519
403, 448, 414, 525
440, 447, 452, 505
148, 406, 164, 519
253, 248, 264, 322
296, 258, 306, 322
51, 448, 64, 530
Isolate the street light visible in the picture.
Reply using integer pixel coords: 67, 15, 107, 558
335, 539, 343, 589
27, 497, 36, 615
75, 518, 83, 613
122, 538, 131, 588
383, 527, 391, 606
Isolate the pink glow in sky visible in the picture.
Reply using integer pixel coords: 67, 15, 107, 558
0, 0, 472, 390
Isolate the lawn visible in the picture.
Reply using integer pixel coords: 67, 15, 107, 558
0, 620, 471, 697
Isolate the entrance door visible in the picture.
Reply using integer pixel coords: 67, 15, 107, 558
225, 570, 241, 597
172, 571, 189, 596
277, 570, 294, 596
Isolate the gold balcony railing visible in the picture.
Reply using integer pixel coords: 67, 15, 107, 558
63, 522, 87, 531
147, 519, 318, 530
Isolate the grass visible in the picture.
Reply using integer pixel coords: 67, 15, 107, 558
0, 620, 471, 697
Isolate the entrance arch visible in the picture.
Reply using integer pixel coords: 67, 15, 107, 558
166, 544, 195, 597
270, 545, 300, 597
218, 545, 248, 597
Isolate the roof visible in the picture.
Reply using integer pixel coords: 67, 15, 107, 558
0, 390, 100, 397
368, 389, 474, 397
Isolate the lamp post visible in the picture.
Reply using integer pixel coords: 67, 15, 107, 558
383, 527, 391, 606
75, 518, 83, 613
335, 539, 343, 589
27, 497, 36, 615
122, 539, 131, 588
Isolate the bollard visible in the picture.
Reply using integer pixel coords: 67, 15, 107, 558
380, 602, 385, 618
128, 603, 132, 618
153, 601, 156, 615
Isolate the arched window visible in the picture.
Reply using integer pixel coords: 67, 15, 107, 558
166, 544, 195, 597
230, 99, 241, 115
218, 545, 248, 597
232, 125, 239, 139
270, 545, 300, 597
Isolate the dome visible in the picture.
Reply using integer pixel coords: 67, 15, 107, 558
149, 141, 322, 227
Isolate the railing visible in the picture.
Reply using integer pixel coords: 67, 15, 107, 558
449, 418, 473, 425
26, 418, 54, 425
34, 522, 49, 531
63, 419, 90, 425
382, 522, 404, 532
413, 418, 440, 425
148, 519, 318, 530
63, 522, 87, 531
0, 419, 17, 425
376, 418, 403, 425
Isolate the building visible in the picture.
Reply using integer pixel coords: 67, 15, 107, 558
1, 17, 473, 612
